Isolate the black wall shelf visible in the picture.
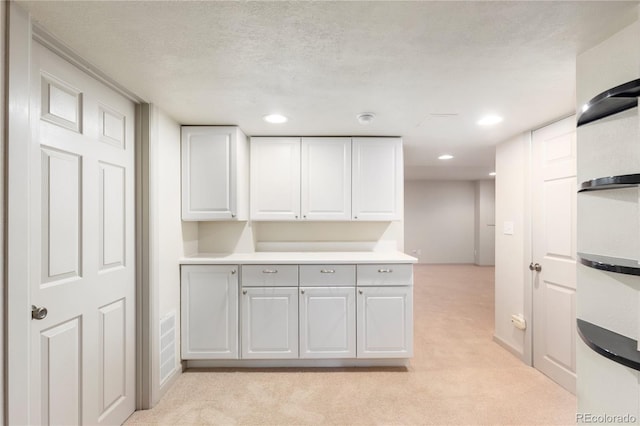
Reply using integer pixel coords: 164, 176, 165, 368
577, 319, 640, 371
579, 173, 640, 192
578, 252, 640, 276
577, 79, 640, 127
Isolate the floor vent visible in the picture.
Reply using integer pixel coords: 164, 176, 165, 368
159, 311, 177, 385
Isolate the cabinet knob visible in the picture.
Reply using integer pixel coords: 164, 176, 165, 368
359, 290, 363, 295
354, 216, 358, 219
231, 269, 237, 274
301, 289, 305, 294
295, 215, 299, 219
303, 215, 307, 219
231, 213, 236, 218
242, 289, 247, 295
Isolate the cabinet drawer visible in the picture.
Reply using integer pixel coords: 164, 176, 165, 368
357, 264, 413, 286
241, 265, 298, 287
299, 265, 356, 286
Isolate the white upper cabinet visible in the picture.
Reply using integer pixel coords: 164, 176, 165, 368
352, 137, 403, 221
301, 137, 352, 221
250, 137, 301, 220
181, 126, 248, 221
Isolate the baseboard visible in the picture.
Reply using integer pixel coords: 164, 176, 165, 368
186, 358, 410, 369
154, 366, 181, 404
493, 334, 524, 361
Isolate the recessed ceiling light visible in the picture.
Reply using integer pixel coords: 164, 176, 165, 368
263, 114, 288, 124
489, 172, 496, 176
477, 115, 503, 126
438, 154, 454, 160
357, 112, 376, 125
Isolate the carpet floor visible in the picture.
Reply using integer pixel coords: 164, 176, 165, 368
126, 264, 576, 425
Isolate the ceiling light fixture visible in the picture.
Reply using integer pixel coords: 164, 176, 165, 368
263, 114, 288, 124
357, 112, 376, 125
477, 115, 503, 126
489, 172, 496, 176
438, 154, 454, 160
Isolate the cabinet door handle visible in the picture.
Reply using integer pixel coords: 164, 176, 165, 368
262, 269, 278, 274
242, 289, 247, 295
378, 268, 393, 273
320, 269, 335, 274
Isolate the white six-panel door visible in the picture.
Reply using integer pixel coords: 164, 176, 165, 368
26, 40, 136, 424
532, 116, 577, 393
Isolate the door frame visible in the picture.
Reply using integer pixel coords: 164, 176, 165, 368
4, 3, 152, 422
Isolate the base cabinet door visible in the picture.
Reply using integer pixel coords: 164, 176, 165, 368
181, 265, 239, 359
299, 287, 356, 358
357, 286, 413, 358
241, 287, 299, 359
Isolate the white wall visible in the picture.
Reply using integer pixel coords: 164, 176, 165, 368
576, 15, 640, 418
475, 180, 496, 266
149, 107, 198, 404
494, 133, 529, 357
404, 180, 475, 264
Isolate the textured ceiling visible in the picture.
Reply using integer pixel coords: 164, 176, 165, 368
17, 0, 639, 180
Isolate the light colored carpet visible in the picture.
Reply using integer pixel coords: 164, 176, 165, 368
126, 264, 576, 425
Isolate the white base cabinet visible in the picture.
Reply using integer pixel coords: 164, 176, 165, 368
241, 287, 299, 359
181, 265, 239, 359
299, 286, 356, 358
357, 286, 413, 358
181, 261, 413, 363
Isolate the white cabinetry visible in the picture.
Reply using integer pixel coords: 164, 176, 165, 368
241, 287, 299, 359
181, 126, 248, 221
250, 137, 351, 221
240, 264, 299, 359
352, 137, 403, 221
356, 264, 413, 358
299, 265, 356, 358
301, 137, 351, 220
250, 137, 301, 220
181, 265, 239, 359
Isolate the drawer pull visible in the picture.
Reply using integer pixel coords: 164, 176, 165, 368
320, 269, 335, 274
262, 269, 278, 274
378, 268, 393, 273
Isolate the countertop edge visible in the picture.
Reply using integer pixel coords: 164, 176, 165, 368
179, 252, 418, 264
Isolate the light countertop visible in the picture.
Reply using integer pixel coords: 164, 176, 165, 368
180, 251, 418, 265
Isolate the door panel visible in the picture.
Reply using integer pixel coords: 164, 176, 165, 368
98, 299, 126, 417
41, 318, 82, 426
41, 147, 82, 284
532, 116, 577, 394
28, 41, 136, 424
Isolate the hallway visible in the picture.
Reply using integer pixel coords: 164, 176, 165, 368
127, 264, 575, 425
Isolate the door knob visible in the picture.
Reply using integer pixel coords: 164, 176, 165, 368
31, 305, 48, 320
529, 263, 542, 272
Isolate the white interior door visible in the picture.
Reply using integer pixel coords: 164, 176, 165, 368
13, 39, 136, 424
532, 116, 577, 394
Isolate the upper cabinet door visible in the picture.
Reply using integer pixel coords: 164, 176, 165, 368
250, 137, 301, 220
352, 138, 403, 221
181, 126, 248, 221
301, 137, 351, 221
